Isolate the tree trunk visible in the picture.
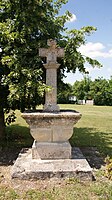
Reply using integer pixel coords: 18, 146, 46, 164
0, 106, 5, 139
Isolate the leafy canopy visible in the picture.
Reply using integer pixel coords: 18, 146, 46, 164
72, 76, 112, 105
0, 0, 102, 112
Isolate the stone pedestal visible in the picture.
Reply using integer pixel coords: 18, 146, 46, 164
11, 148, 94, 181
32, 141, 71, 159
22, 110, 81, 160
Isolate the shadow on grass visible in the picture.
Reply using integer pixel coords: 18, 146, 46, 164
70, 127, 112, 168
70, 127, 112, 156
0, 125, 111, 169
0, 124, 33, 166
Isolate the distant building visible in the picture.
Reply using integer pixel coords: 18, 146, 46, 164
69, 95, 94, 105
86, 100, 94, 105
69, 96, 76, 102
78, 100, 86, 105
78, 99, 94, 105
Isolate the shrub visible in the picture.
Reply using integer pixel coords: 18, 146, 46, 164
105, 156, 112, 180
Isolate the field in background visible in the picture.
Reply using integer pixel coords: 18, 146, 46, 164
60, 105, 112, 157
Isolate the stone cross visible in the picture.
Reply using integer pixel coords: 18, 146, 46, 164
39, 39, 64, 111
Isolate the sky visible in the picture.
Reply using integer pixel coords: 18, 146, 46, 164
60, 0, 112, 84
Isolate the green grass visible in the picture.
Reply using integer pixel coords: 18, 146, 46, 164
0, 187, 19, 200
60, 105, 112, 157
79, 106, 112, 156
1, 105, 112, 200
0, 178, 112, 200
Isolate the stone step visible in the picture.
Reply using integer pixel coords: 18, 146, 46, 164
11, 148, 94, 181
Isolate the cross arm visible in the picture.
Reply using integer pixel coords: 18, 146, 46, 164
57, 48, 64, 58
39, 48, 47, 57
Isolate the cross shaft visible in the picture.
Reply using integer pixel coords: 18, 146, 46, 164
39, 39, 64, 111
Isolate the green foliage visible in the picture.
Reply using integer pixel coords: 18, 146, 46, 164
90, 77, 112, 105
105, 156, 112, 180
72, 76, 93, 100
57, 82, 72, 103
64, 27, 102, 74
72, 76, 112, 105
5, 111, 16, 125
0, 0, 66, 112
0, 0, 102, 113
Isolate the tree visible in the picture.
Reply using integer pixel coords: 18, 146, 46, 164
90, 77, 112, 105
107, 76, 112, 105
0, 0, 101, 138
57, 82, 72, 104
72, 76, 112, 105
1, 0, 68, 138
0, 53, 10, 138
72, 76, 92, 100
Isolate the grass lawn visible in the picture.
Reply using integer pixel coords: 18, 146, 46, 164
0, 105, 112, 200
5, 104, 112, 157
64, 104, 112, 157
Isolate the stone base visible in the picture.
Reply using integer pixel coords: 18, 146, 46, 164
32, 141, 71, 159
11, 148, 94, 181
